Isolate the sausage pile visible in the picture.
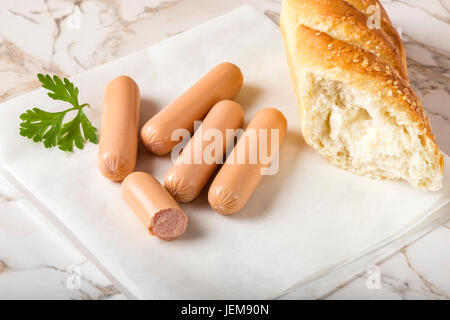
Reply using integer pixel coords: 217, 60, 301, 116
97, 63, 287, 240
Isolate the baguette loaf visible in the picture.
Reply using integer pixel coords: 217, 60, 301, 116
280, 0, 443, 190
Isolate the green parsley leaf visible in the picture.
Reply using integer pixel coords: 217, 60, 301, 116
19, 74, 98, 152
58, 110, 99, 152
19, 108, 68, 148
37, 74, 80, 108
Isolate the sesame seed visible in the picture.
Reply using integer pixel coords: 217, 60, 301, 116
388, 90, 393, 96
353, 59, 359, 63
315, 32, 322, 36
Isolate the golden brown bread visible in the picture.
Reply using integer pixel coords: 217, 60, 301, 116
283, 0, 408, 80
344, 0, 407, 70
281, 0, 443, 190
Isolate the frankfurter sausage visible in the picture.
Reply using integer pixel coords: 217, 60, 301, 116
208, 108, 287, 215
98, 75, 140, 182
164, 100, 244, 202
141, 62, 243, 155
121, 172, 188, 241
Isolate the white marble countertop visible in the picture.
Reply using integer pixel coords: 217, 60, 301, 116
0, 0, 449, 300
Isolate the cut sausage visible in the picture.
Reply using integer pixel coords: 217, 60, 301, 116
208, 108, 287, 215
164, 100, 244, 202
98, 75, 140, 182
121, 172, 188, 241
141, 62, 243, 155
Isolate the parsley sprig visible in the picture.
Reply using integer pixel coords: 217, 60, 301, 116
19, 74, 98, 152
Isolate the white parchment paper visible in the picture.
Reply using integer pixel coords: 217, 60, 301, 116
0, 6, 449, 299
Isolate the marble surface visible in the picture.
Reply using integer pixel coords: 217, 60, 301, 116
0, 0, 449, 300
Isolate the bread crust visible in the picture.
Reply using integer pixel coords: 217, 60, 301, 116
343, 0, 407, 71
280, 0, 444, 184
282, 0, 408, 80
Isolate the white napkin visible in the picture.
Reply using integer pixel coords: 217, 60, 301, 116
0, 6, 449, 299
